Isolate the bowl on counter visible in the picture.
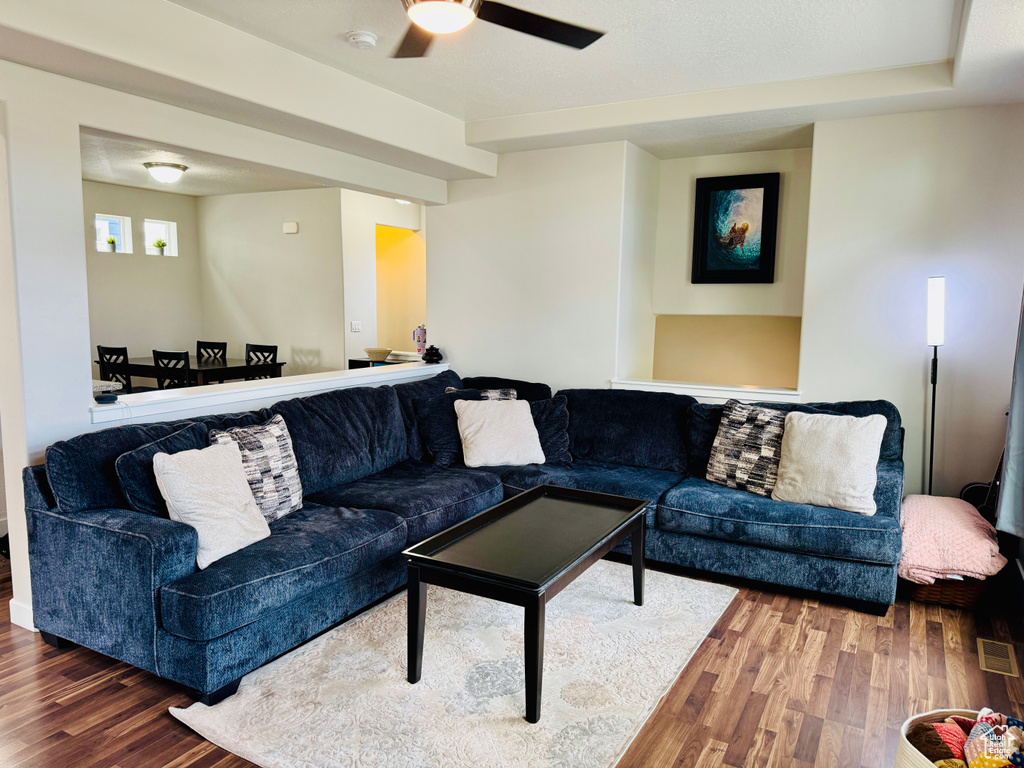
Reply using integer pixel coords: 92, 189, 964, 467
364, 347, 392, 362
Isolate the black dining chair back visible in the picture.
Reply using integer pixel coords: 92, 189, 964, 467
97, 345, 135, 394
196, 340, 228, 362
245, 343, 278, 380
152, 350, 192, 390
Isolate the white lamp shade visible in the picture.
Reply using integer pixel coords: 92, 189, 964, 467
927, 276, 945, 347
144, 163, 187, 183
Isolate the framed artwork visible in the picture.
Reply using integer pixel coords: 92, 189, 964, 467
691, 172, 780, 284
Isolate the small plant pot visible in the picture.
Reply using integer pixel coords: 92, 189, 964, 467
155, 247, 165, 256
106, 243, 116, 252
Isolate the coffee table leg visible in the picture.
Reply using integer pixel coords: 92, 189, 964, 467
632, 523, 645, 606
525, 593, 546, 723
407, 564, 426, 684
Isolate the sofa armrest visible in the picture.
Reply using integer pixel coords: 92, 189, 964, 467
26, 504, 198, 674
874, 459, 905, 521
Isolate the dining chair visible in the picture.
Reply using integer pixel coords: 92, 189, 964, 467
96, 345, 155, 394
152, 349, 192, 390
196, 340, 228, 362
245, 343, 278, 380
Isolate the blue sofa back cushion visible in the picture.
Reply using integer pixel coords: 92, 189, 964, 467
115, 422, 209, 518
414, 390, 485, 467
392, 370, 462, 461
687, 399, 903, 477
271, 385, 407, 496
46, 423, 186, 513
462, 376, 553, 402
559, 389, 696, 473
530, 395, 572, 464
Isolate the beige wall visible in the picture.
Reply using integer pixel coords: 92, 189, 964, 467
653, 148, 811, 317
653, 315, 801, 389
375, 225, 426, 353
427, 142, 630, 391
198, 188, 345, 374
801, 105, 1024, 496
82, 181, 201, 376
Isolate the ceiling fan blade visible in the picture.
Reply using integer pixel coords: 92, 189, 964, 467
476, 1, 604, 49
393, 24, 434, 58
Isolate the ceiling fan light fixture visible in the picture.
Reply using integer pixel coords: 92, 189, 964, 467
403, 0, 479, 34
143, 162, 188, 183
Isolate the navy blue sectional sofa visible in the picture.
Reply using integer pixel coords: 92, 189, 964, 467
24, 370, 904, 702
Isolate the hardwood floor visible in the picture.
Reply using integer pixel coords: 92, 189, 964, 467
1, 556, 1022, 768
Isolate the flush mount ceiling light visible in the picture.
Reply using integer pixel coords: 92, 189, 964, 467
143, 162, 188, 183
394, 198, 413, 205
403, 0, 478, 34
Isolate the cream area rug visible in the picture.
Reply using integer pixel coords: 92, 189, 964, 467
171, 560, 737, 768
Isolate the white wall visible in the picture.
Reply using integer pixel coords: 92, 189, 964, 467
198, 188, 345, 373
83, 181, 201, 371
340, 190, 423, 359
616, 143, 660, 380
653, 148, 812, 317
427, 142, 631, 391
801, 105, 1024, 496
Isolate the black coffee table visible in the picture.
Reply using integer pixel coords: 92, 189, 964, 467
403, 484, 648, 723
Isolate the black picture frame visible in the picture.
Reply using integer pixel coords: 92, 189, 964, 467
691, 172, 780, 284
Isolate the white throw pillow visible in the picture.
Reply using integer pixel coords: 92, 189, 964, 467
154, 442, 271, 569
454, 399, 546, 468
771, 412, 887, 515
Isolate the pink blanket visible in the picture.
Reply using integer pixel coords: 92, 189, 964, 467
898, 494, 1007, 585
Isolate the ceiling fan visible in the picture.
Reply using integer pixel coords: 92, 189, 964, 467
394, 0, 604, 58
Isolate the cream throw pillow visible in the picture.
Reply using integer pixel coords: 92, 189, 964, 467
771, 412, 887, 515
454, 399, 546, 468
154, 442, 271, 569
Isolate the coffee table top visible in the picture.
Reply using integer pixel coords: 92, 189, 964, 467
403, 485, 647, 591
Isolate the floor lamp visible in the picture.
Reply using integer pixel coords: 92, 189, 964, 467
927, 276, 945, 495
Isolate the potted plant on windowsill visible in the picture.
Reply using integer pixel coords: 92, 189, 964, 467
152, 239, 167, 256
105, 236, 117, 252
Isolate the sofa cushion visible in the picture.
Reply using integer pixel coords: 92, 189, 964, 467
462, 376, 553, 402
414, 390, 485, 467
530, 396, 572, 464
559, 389, 695, 473
656, 477, 902, 566
271, 386, 407, 495
46, 423, 186, 513
305, 459, 503, 544
687, 399, 903, 477
160, 503, 406, 641
115, 422, 210, 518
501, 459, 685, 528
392, 370, 462, 461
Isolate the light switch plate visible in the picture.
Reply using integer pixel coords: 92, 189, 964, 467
283, 222, 299, 234
350, 321, 361, 332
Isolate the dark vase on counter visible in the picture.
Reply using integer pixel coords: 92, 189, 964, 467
422, 345, 443, 364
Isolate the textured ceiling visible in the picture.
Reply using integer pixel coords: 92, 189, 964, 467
166, 0, 962, 121
80, 129, 330, 197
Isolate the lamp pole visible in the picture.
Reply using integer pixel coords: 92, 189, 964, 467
929, 345, 938, 495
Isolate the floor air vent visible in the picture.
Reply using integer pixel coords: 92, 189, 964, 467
978, 638, 1020, 677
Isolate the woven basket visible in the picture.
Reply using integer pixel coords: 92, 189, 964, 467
895, 708, 978, 768
911, 577, 986, 609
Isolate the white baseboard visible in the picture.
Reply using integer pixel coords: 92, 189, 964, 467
8, 598, 36, 631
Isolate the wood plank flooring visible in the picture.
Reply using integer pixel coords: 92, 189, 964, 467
1, 556, 1022, 768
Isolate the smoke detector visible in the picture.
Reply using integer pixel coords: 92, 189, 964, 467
345, 31, 378, 50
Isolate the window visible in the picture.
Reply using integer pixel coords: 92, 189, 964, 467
144, 219, 178, 256
94, 214, 132, 253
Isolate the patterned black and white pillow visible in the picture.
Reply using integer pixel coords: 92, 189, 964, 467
444, 386, 517, 400
210, 414, 303, 522
706, 400, 786, 497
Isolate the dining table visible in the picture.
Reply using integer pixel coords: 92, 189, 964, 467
100, 355, 286, 387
